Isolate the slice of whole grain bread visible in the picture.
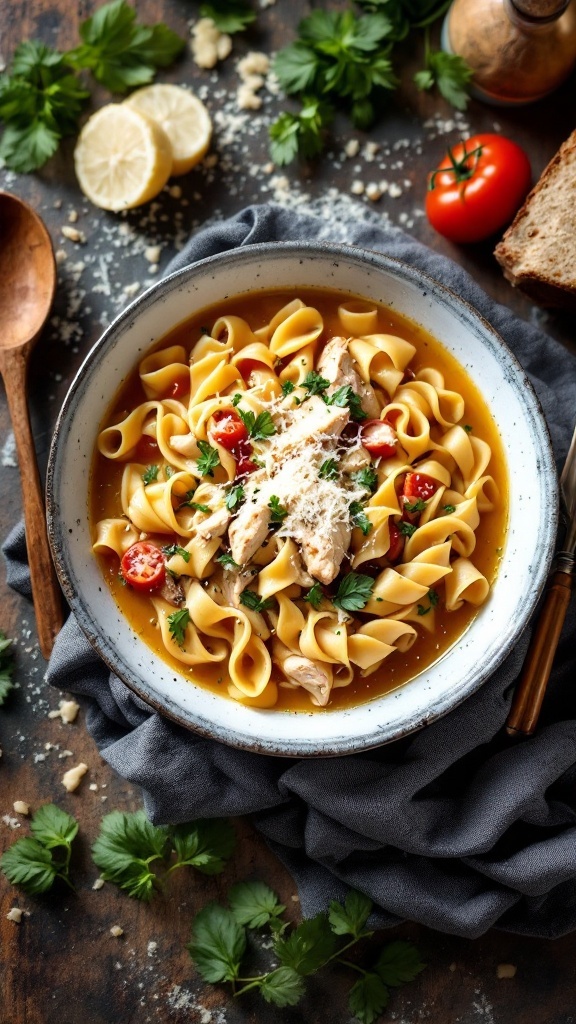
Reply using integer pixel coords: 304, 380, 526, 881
494, 129, 576, 310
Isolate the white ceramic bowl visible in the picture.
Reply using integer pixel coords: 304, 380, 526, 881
46, 242, 558, 756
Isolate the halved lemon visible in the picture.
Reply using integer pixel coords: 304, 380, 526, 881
74, 104, 173, 212
124, 84, 212, 176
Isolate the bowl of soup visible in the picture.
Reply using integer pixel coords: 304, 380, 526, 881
46, 242, 557, 756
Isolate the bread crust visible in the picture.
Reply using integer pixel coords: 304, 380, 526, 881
494, 129, 576, 311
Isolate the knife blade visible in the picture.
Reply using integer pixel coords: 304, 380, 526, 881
506, 421, 576, 737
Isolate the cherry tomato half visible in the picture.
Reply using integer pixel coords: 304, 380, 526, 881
236, 358, 270, 380
426, 134, 531, 244
167, 375, 190, 399
211, 410, 249, 451
235, 438, 259, 476
120, 542, 166, 591
404, 472, 438, 502
386, 521, 404, 564
360, 419, 397, 458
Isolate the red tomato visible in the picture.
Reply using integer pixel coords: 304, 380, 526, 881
168, 376, 190, 399
404, 472, 438, 502
120, 542, 165, 591
211, 410, 248, 451
386, 522, 404, 564
237, 358, 270, 380
426, 134, 531, 244
360, 419, 397, 458
135, 436, 159, 462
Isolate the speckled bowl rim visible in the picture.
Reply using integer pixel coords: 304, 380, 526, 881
46, 240, 558, 757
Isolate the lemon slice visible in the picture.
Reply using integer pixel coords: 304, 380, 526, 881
74, 104, 173, 212
124, 84, 212, 176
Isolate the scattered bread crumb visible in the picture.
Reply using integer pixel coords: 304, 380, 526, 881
291, 894, 300, 902
6, 908, 23, 923
351, 180, 365, 196
191, 17, 232, 69
144, 244, 161, 264
13, 801, 30, 816
89, 783, 99, 792
49, 699, 80, 723
61, 225, 86, 244
68, 210, 79, 223
92, 878, 105, 891
61, 762, 88, 792
110, 925, 124, 937
497, 963, 517, 979
345, 139, 360, 158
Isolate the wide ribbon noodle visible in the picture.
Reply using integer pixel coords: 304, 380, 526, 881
93, 294, 502, 708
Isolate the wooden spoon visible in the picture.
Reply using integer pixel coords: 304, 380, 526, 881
0, 192, 63, 658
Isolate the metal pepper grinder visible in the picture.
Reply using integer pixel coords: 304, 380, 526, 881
443, 0, 576, 104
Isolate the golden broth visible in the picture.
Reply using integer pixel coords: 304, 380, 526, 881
91, 288, 508, 712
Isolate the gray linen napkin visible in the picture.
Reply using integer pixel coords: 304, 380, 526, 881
4, 202, 576, 940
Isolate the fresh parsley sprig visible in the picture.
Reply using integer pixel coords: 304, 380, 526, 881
216, 552, 240, 570
237, 408, 277, 441
268, 495, 288, 524
225, 484, 245, 511
350, 500, 373, 536
239, 590, 274, 613
414, 27, 473, 110
168, 607, 191, 646
0, 631, 14, 705
199, 0, 256, 34
319, 458, 339, 481
270, 97, 334, 166
417, 587, 439, 616
353, 466, 378, 493
197, 440, 221, 477
304, 582, 324, 609
188, 886, 425, 1021
1, 804, 79, 894
333, 572, 374, 612
162, 544, 190, 562
325, 385, 367, 422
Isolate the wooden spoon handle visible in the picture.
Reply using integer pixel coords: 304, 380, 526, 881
0, 348, 63, 658
506, 564, 574, 737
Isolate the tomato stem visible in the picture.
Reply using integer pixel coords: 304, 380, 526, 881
428, 141, 483, 192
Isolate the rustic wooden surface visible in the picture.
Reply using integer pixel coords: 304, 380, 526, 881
1, 2, 576, 1023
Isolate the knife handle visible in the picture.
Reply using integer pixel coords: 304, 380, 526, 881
506, 558, 574, 737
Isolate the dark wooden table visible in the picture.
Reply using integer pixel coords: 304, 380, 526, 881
1, 3, 576, 1023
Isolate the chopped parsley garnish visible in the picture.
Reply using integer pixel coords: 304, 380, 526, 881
398, 520, 417, 538
349, 501, 372, 536
168, 607, 190, 646
197, 440, 221, 477
301, 370, 330, 397
164, 465, 174, 479
238, 408, 277, 441
404, 497, 427, 514
443, 504, 456, 515
179, 492, 211, 513
333, 572, 375, 613
142, 464, 159, 485
281, 380, 296, 396
231, 392, 242, 407
162, 544, 190, 562
268, 495, 288, 524
353, 466, 378, 492
239, 591, 274, 613
303, 582, 324, 609
216, 552, 240, 570
226, 484, 245, 511
325, 385, 367, 421
417, 589, 440, 616
319, 458, 339, 481
199, 0, 255, 34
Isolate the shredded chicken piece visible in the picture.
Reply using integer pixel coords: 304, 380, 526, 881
317, 335, 380, 418
273, 641, 332, 707
208, 566, 254, 608
340, 445, 372, 475
197, 505, 231, 541
270, 395, 349, 460
228, 471, 271, 565
299, 515, 351, 586
169, 433, 200, 458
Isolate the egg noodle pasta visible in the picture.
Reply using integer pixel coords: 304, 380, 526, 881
91, 289, 507, 711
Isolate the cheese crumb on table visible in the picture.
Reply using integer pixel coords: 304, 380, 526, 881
92, 878, 105, 891
61, 226, 86, 244
13, 801, 30, 816
191, 18, 232, 69
6, 908, 23, 923
48, 699, 80, 723
110, 925, 124, 937
497, 963, 517, 979
61, 762, 88, 792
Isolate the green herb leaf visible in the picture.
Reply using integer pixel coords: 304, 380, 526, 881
268, 495, 288, 524
319, 458, 339, 481
333, 572, 374, 612
276, 913, 337, 975
91, 809, 170, 901
239, 590, 274, 614
328, 889, 372, 938
303, 582, 324, 610
0, 632, 14, 705
30, 804, 79, 850
348, 972, 390, 1024
216, 552, 240, 570
353, 466, 378, 492
197, 440, 221, 477
231, 392, 243, 406
375, 939, 426, 987
418, 49, 472, 110
225, 484, 245, 511
302, 370, 331, 397
398, 520, 416, 538
162, 544, 190, 562
188, 903, 246, 983
69, 0, 185, 94
180, 500, 211, 514
238, 408, 277, 441
228, 880, 286, 929
260, 966, 306, 1007
0, 837, 57, 895
168, 607, 190, 646
443, 503, 456, 514
199, 0, 256, 35
417, 588, 440, 616
325, 385, 367, 421
350, 501, 373, 536
404, 497, 427, 513
142, 464, 159, 485
171, 819, 235, 875
269, 97, 333, 165
273, 41, 320, 95
281, 380, 296, 396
